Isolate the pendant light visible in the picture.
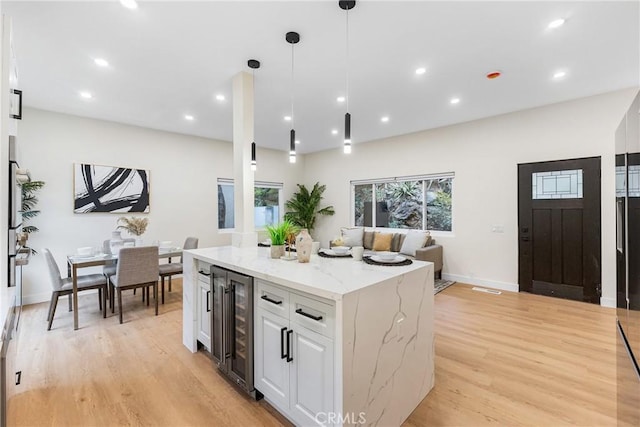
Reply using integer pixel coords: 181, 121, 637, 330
286, 31, 300, 164
248, 59, 260, 171
340, 1, 356, 154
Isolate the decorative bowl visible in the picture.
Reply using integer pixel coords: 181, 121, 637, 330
376, 251, 397, 261
332, 246, 350, 255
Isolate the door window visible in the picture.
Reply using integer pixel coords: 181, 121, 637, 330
532, 169, 583, 199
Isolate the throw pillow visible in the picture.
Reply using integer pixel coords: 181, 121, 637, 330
341, 227, 364, 247
400, 230, 430, 257
391, 233, 406, 252
372, 232, 393, 251
363, 231, 375, 250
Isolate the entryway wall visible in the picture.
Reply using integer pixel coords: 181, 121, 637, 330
303, 88, 639, 307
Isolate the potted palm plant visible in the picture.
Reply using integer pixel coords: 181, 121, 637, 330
265, 220, 296, 259
284, 182, 335, 238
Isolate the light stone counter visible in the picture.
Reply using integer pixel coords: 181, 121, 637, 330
183, 246, 434, 427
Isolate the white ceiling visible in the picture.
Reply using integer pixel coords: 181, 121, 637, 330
4, 1, 639, 154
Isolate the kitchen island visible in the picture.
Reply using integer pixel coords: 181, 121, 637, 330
183, 246, 434, 427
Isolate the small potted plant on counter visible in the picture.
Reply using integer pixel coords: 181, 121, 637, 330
266, 220, 296, 259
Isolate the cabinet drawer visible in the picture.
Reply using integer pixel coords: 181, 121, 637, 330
256, 279, 289, 318
197, 261, 212, 283
289, 293, 335, 339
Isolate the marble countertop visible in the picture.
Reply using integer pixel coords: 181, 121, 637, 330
185, 246, 429, 301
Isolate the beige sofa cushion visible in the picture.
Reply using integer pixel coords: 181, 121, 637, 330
341, 227, 364, 247
373, 232, 393, 251
400, 230, 430, 257
363, 231, 375, 250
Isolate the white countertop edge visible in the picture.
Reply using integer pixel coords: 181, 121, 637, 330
185, 246, 430, 301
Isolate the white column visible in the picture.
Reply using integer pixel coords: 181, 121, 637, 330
231, 71, 257, 248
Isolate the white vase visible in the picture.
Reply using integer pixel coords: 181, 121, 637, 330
296, 229, 312, 263
135, 237, 144, 247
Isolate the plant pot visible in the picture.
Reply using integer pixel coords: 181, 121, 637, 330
270, 245, 285, 259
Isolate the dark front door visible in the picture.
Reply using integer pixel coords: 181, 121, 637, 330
518, 157, 601, 304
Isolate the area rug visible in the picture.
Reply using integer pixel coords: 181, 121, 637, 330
434, 279, 456, 295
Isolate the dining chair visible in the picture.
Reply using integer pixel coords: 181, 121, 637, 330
158, 237, 198, 304
109, 246, 159, 324
44, 248, 107, 331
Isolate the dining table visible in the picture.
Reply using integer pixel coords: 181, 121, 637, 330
66, 246, 183, 330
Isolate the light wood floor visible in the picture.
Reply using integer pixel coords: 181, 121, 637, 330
9, 281, 620, 426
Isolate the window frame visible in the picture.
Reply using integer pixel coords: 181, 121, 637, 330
350, 173, 454, 235
217, 178, 284, 232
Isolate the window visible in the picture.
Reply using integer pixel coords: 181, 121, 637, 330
353, 173, 453, 232
531, 169, 583, 199
217, 179, 283, 230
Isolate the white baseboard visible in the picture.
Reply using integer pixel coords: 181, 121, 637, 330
23, 292, 53, 306
442, 273, 519, 293
600, 297, 616, 308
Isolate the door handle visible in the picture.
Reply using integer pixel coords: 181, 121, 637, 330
206, 290, 211, 312
295, 308, 323, 321
261, 294, 283, 305
10, 89, 22, 120
286, 329, 293, 362
521, 236, 530, 242
280, 327, 287, 359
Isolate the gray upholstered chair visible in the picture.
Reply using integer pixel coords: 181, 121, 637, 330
44, 248, 107, 331
109, 246, 159, 324
158, 237, 198, 304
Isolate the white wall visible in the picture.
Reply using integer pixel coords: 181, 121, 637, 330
303, 88, 638, 306
19, 108, 304, 304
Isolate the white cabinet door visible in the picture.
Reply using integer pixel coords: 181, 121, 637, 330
197, 281, 211, 350
289, 326, 334, 427
255, 309, 290, 411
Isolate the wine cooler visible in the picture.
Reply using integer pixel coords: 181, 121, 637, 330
210, 266, 257, 398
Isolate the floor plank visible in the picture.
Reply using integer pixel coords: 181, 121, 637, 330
8, 281, 619, 426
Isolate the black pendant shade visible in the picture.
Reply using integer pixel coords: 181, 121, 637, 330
251, 141, 257, 171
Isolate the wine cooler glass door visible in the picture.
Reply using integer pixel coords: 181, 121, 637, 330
227, 272, 254, 390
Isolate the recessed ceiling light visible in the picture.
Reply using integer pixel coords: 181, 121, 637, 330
336, 96, 346, 103
415, 67, 426, 75
120, 0, 138, 9
94, 58, 109, 67
215, 94, 225, 101
79, 91, 92, 99
381, 116, 389, 123
331, 129, 338, 135
284, 116, 292, 121
295, 140, 300, 144
184, 115, 194, 121
547, 18, 565, 29
450, 97, 460, 105
553, 70, 567, 79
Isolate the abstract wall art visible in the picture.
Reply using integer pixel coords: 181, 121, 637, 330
74, 163, 150, 213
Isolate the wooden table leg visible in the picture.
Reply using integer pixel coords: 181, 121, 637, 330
73, 264, 79, 330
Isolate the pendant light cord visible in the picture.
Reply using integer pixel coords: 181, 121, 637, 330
346, 7, 350, 112
291, 42, 295, 129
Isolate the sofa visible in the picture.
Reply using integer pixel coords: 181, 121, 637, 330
331, 228, 443, 279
